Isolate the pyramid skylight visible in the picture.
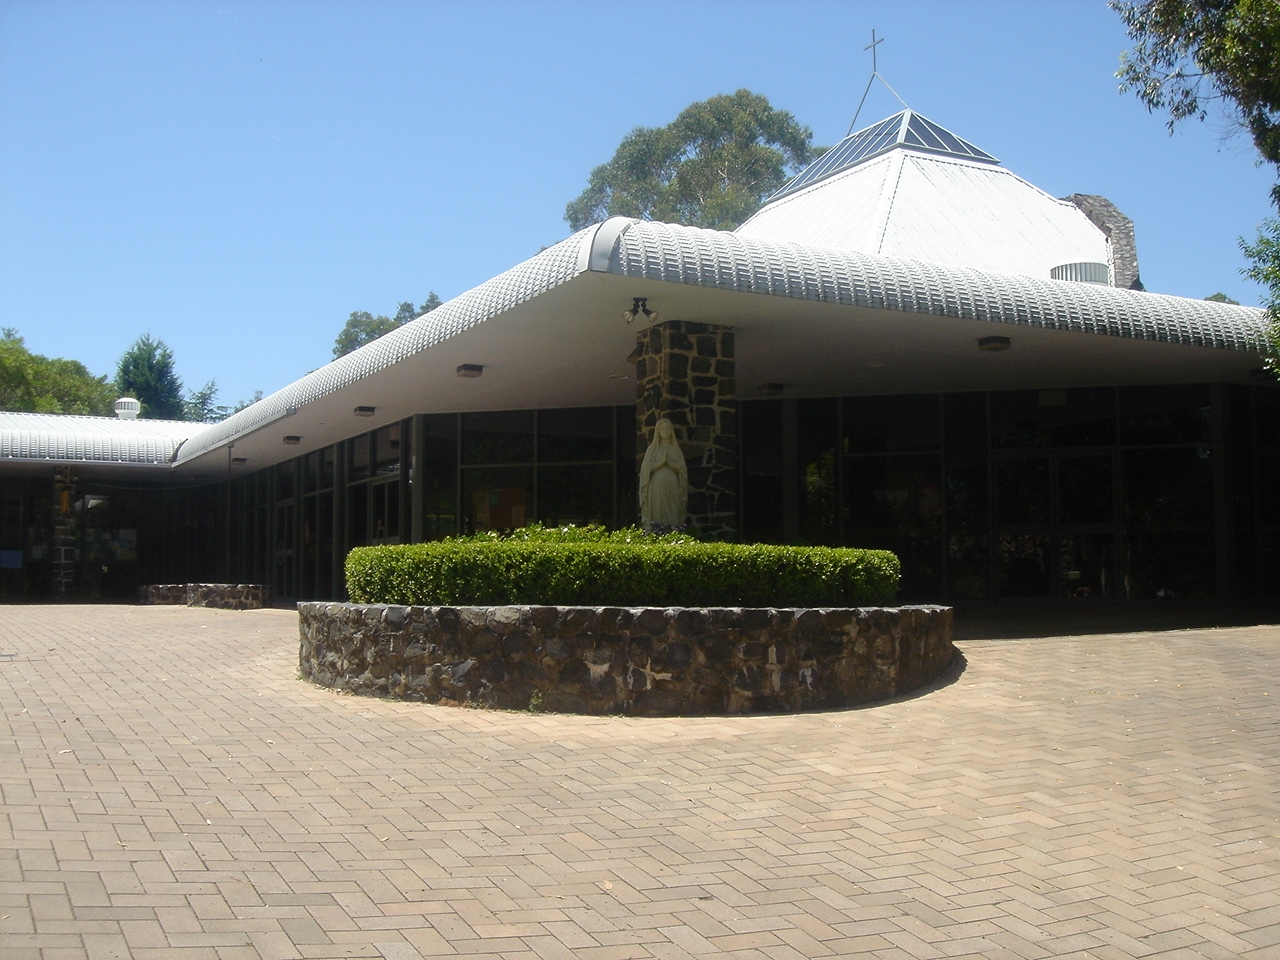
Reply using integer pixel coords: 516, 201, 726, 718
768, 109, 999, 203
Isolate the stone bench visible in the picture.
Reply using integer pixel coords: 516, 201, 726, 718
299, 602, 954, 716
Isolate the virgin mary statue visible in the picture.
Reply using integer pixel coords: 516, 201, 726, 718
639, 419, 688, 529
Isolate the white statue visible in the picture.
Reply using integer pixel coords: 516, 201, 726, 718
639, 418, 688, 528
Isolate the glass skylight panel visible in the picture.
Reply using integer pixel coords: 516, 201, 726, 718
765, 109, 997, 203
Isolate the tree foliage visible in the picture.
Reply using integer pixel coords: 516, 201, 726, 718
1241, 219, 1280, 357
564, 89, 815, 232
332, 294, 442, 359
1115, 0, 1280, 166
115, 334, 185, 420
0, 328, 116, 416
182, 380, 223, 423
1114, 0, 1280, 364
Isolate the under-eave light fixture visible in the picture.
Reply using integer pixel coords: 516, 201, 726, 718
623, 297, 658, 324
756, 382, 786, 396
354, 405, 376, 417
457, 364, 484, 378
231, 457, 248, 465
978, 336, 1012, 352
283, 435, 302, 445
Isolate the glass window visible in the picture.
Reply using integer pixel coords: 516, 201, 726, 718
992, 388, 1116, 448
538, 464, 613, 527
319, 446, 335, 490
276, 460, 296, 502
463, 410, 534, 465
944, 393, 989, 601
1124, 448, 1214, 598
844, 454, 943, 601
616, 407, 639, 529
347, 483, 368, 548
538, 407, 613, 462
372, 479, 400, 541
375, 423, 401, 476
1120, 385, 1211, 445
462, 466, 533, 532
797, 398, 839, 545
996, 457, 1050, 525
742, 400, 785, 543
999, 534, 1052, 597
421, 414, 458, 539
1059, 456, 1113, 525
349, 434, 370, 481
843, 395, 940, 453
303, 451, 318, 495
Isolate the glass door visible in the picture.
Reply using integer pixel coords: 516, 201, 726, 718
995, 453, 1117, 599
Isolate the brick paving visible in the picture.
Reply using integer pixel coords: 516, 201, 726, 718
0, 604, 1277, 959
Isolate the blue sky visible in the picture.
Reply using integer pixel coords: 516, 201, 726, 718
1, 0, 1274, 409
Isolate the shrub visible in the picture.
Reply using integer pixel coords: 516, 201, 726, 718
345, 524, 899, 607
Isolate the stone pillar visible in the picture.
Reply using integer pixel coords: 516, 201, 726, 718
634, 320, 737, 539
52, 467, 76, 601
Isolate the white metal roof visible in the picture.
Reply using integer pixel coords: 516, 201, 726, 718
1, 217, 1265, 477
0, 411, 210, 466
737, 148, 1111, 281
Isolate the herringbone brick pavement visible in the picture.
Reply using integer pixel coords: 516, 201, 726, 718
0, 604, 1277, 959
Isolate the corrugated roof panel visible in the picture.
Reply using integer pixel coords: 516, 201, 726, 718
0, 412, 207, 464
608, 220, 1265, 352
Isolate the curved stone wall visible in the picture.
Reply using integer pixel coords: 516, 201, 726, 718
299, 603, 953, 716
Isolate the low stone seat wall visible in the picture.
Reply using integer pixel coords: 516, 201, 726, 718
139, 583, 270, 610
298, 603, 954, 716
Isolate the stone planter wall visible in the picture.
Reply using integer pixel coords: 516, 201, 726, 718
139, 583, 270, 610
298, 603, 953, 716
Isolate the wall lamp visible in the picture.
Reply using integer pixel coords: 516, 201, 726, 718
283, 435, 302, 445
756, 382, 786, 396
978, 336, 1012, 352
231, 456, 248, 465
457, 364, 484, 378
354, 405, 376, 417
623, 297, 658, 324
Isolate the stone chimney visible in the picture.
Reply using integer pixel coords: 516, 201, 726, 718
1064, 194, 1144, 291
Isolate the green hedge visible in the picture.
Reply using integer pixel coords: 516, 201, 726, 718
345, 525, 899, 607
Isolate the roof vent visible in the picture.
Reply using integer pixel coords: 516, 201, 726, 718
1051, 262, 1109, 285
114, 397, 141, 420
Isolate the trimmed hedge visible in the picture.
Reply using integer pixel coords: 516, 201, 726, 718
345, 525, 899, 607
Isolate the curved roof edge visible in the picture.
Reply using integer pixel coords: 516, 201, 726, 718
177, 218, 1266, 466
176, 226, 598, 464
607, 220, 1268, 352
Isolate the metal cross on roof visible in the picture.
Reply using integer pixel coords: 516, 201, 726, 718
847, 29, 909, 136
865, 29, 884, 73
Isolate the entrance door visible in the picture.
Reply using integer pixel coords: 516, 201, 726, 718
995, 453, 1117, 599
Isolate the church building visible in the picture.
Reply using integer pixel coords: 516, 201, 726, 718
1, 110, 1273, 605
